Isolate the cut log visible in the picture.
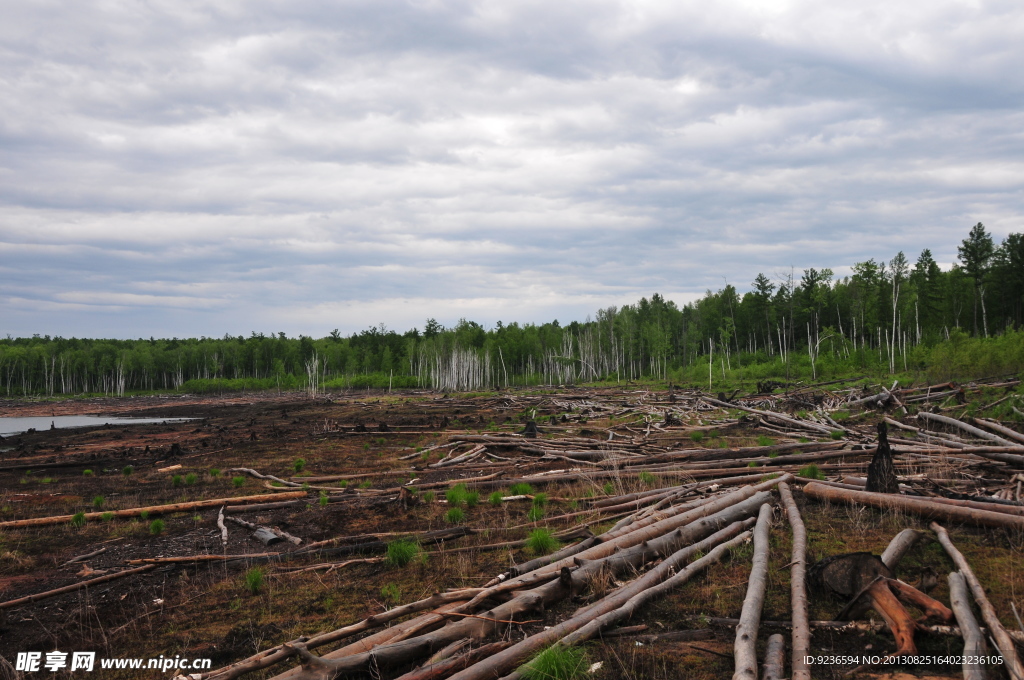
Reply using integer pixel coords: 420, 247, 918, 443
880, 529, 925, 571
801, 483, 1024, 530
973, 418, 1024, 445
777, 483, 810, 680
948, 571, 988, 680
0, 565, 157, 610
930, 522, 1024, 680
700, 396, 835, 435
226, 516, 302, 545
733, 503, 773, 680
917, 412, 1024, 448
761, 634, 785, 680
61, 546, 107, 566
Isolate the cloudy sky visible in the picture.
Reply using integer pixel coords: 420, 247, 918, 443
2, 0, 1022, 339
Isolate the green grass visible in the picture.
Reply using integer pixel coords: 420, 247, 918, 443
446, 483, 470, 506
185, 472, 198, 485
294, 458, 306, 473
747, 461, 759, 467
756, 435, 775, 446
359, 480, 372, 489
209, 468, 221, 477
232, 476, 246, 488
423, 491, 436, 502
797, 463, 826, 480
139, 510, 150, 520
509, 482, 534, 496
830, 430, 845, 440
602, 482, 614, 495
445, 507, 465, 524
531, 492, 548, 507
337, 479, 349, 488
82, 469, 93, 476
525, 528, 560, 555
122, 465, 133, 476
465, 491, 480, 508
489, 491, 504, 506
149, 519, 165, 535
638, 471, 657, 485
92, 495, 104, 509
527, 506, 545, 522
689, 431, 704, 442
244, 567, 264, 594
319, 494, 329, 507
101, 512, 114, 522
70, 511, 86, 528
380, 582, 402, 604
385, 539, 420, 567
521, 645, 588, 680
171, 474, 183, 487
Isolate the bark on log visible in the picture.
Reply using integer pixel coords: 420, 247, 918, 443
0, 491, 307, 529
917, 412, 1024, 448
392, 641, 513, 680
61, 546, 108, 566
866, 421, 899, 494
701, 396, 835, 435
880, 529, 926, 571
931, 522, 1024, 680
762, 634, 785, 680
230, 468, 303, 487
734, 503, 773, 680
948, 571, 988, 680
801, 483, 1024, 530
778, 483, 810, 680
0, 565, 157, 609
972, 419, 1024, 445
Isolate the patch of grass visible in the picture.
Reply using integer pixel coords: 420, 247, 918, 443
209, 468, 221, 477
101, 512, 114, 522
244, 567, 264, 594
70, 511, 86, 528
465, 491, 480, 508
638, 471, 656, 485
602, 482, 614, 495
760, 473, 781, 482
172, 474, 183, 488
337, 479, 348, 488
527, 506, 545, 522
293, 458, 306, 473
122, 465, 133, 476
768, 451, 779, 458
359, 480, 372, 489
423, 491, 436, 502
798, 437, 810, 443
385, 539, 420, 567
531, 492, 548, 507
747, 461, 759, 467
525, 528, 560, 554
489, 491, 504, 506
446, 483, 470, 506
185, 472, 198, 485
232, 476, 246, 488
319, 494, 329, 507
82, 469, 93, 476
139, 510, 150, 520
521, 645, 588, 680
756, 435, 775, 447
689, 431, 704, 442
509, 483, 534, 496
149, 519, 166, 535
380, 582, 402, 604
798, 464, 825, 480
830, 430, 845, 440
40, 477, 53, 484
92, 495, 104, 509
445, 507, 465, 524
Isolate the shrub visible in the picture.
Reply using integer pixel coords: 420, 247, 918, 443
380, 582, 401, 604
756, 435, 775, 447
172, 474, 183, 488
294, 458, 306, 473
92, 495, 104, 509
689, 431, 704, 442
101, 512, 114, 522
488, 491, 504, 506
798, 464, 825, 480
209, 468, 221, 477
522, 645, 587, 680
526, 528, 560, 554
527, 506, 545, 522
70, 511, 86, 528
446, 483, 469, 507
149, 519, 165, 535
122, 465, 133, 476
445, 507, 465, 524
244, 567, 264, 594
319, 494, 329, 507
83, 469, 93, 476
232, 476, 246, 488
465, 491, 480, 508
385, 539, 420, 567
185, 473, 198, 485
508, 483, 534, 496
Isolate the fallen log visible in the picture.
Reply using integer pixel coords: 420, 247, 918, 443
226, 516, 302, 545
0, 491, 308, 529
698, 615, 1024, 642
778, 483, 810, 680
880, 529, 925, 571
128, 553, 280, 565
801, 483, 1024, 530
61, 546, 108, 566
0, 565, 157, 610
972, 418, 1024, 445
762, 634, 785, 680
733, 503, 772, 680
917, 412, 1024, 449
930, 522, 1024, 680
701, 396, 835, 435
392, 641, 513, 680
947, 571, 988, 680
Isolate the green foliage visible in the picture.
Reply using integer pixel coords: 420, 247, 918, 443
122, 465, 133, 476
527, 506, 545, 522
319, 494, 329, 507
185, 472, 198, 485
445, 507, 465, 524
70, 511, 86, 528
797, 464, 825, 480
531, 492, 548, 507
92, 495, 104, 509
602, 482, 614, 495
747, 461, 759, 467
380, 583, 402, 604
149, 519, 166, 535
244, 567, 264, 594
422, 490, 436, 502
489, 491, 504, 506
525, 528, 560, 555
521, 646, 588, 680
82, 469, 93, 476
446, 483, 470, 506
232, 476, 246, 488
689, 430, 704, 442
337, 479, 349, 488
293, 458, 306, 473
385, 539, 420, 567
638, 471, 657, 485
465, 491, 480, 508
756, 435, 775, 447
359, 480, 372, 489
101, 512, 114, 522
172, 474, 183, 488
509, 483, 534, 496
209, 468, 221, 477
139, 510, 150, 520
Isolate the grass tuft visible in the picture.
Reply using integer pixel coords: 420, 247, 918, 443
525, 528, 560, 555
521, 645, 587, 680
232, 476, 246, 488
797, 463, 826, 480
385, 539, 420, 567
244, 567, 264, 594
70, 511, 86, 528
445, 507, 465, 524
149, 519, 165, 535
509, 482, 534, 496
488, 491, 504, 506
294, 458, 306, 473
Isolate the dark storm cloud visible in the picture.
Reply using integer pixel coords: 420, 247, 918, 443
2, 0, 1023, 338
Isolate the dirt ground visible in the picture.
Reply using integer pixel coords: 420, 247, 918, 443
1, 388, 1021, 679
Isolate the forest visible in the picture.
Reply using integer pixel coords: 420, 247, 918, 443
2, 223, 1023, 397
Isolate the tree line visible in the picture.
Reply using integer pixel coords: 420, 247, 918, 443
2, 223, 1022, 396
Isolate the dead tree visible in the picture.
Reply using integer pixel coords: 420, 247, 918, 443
866, 421, 898, 493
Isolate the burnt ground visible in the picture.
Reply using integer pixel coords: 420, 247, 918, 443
0, 388, 1022, 680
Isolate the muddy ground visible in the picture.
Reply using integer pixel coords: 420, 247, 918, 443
1, 388, 1021, 679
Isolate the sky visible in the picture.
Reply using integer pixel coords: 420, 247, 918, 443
2, 0, 1023, 340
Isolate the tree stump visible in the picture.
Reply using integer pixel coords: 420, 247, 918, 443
866, 421, 899, 493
